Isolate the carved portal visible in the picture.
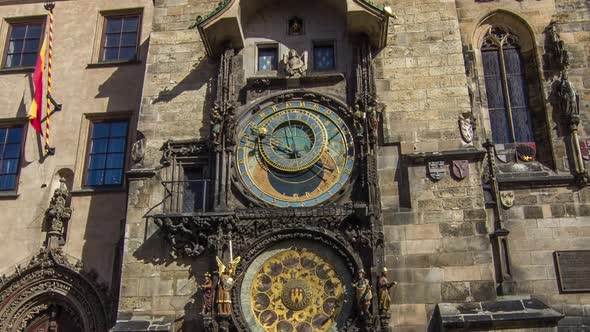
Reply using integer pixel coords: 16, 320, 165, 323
0, 249, 110, 332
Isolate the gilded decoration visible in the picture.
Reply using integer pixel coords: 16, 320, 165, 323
249, 249, 344, 332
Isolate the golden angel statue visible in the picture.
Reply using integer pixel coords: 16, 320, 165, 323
216, 256, 241, 316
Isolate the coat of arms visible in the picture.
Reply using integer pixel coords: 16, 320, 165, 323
500, 191, 515, 208
516, 143, 536, 162
495, 144, 514, 163
458, 113, 474, 144
451, 160, 469, 180
428, 161, 446, 181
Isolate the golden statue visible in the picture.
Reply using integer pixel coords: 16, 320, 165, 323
378, 268, 397, 315
216, 256, 241, 316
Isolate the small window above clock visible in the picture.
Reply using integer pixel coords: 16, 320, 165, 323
257, 44, 278, 72
313, 41, 335, 71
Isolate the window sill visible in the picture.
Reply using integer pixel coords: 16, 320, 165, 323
71, 187, 126, 196
0, 67, 35, 74
86, 60, 142, 69
0, 191, 19, 199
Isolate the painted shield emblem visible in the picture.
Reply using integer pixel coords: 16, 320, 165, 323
427, 161, 446, 181
516, 142, 536, 162
451, 160, 469, 180
580, 139, 590, 161
495, 144, 513, 163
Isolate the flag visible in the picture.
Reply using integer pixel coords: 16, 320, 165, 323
28, 36, 47, 134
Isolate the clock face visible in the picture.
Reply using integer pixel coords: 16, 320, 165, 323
236, 100, 355, 207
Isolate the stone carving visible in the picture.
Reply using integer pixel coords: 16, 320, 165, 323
545, 21, 569, 72
500, 191, 515, 208
199, 272, 214, 315
0, 249, 110, 331
154, 216, 219, 258
428, 161, 446, 181
288, 17, 304, 35
252, 78, 271, 93
216, 256, 241, 316
211, 47, 237, 149
160, 139, 209, 166
353, 103, 366, 137
352, 269, 372, 317
459, 113, 475, 144
354, 38, 379, 145
131, 131, 146, 167
46, 177, 72, 243
451, 160, 469, 180
378, 268, 397, 315
282, 49, 308, 77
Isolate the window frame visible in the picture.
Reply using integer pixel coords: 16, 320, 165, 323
2, 17, 46, 70
0, 121, 27, 195
82, 118, 130, 188
179, 163, 210, 213
312, 40, 336, 72
256, 43, 279, 73
98, 9, 143, 64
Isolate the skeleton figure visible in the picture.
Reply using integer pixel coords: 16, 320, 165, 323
282, 49, 308, 77
216, 256, 241, 316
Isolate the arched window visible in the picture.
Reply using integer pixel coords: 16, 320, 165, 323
481, 27, 534, 145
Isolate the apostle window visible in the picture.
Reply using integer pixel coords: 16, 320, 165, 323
100, 13, 141, 62
4, 20, 44, 68
481, 28, 534, 147
313, 42, 335, 71
0, 126, 23, 191
257, 45, 278, 72
84, 120, 128, 186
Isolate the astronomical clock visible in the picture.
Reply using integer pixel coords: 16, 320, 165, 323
153, 2, 393, 331
235, 100, 355, 207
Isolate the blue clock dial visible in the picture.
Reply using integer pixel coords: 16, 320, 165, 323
236, 100, 355, 207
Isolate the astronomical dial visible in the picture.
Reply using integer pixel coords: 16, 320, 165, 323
236, 100, 355, 207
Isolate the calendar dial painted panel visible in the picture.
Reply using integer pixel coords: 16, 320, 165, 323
236, 100, 355, 207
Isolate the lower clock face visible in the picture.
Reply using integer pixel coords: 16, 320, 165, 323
236, 100, 355, 207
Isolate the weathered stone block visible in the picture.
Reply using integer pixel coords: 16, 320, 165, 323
442, 281, 470, 302
440, 222, 474, 237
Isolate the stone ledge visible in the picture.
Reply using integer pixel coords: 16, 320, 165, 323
403, 149, 486, 165
435, 298, 564, 331
110, 319, 172, 332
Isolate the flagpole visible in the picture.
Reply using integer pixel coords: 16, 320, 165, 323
44, 0, 55, 155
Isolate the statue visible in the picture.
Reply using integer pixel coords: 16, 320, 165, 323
216, 256, 241, 316
46, 177, 72, 243
546, 22, 569, 70
131, 131, 145, 167
199, 272, 214, 315
378, 268, 397, 315
352, 269, 372, 317
282, 49, 308, 77
557, 72, 579, 120
353, 103, 365, 137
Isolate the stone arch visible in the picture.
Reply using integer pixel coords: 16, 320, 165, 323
0, 249, 111, 332
470, 9, 538, 52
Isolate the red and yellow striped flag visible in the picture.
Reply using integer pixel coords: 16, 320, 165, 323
28, 36, 47, 134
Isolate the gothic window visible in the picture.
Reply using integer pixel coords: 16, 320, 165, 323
481, 27, 534, 145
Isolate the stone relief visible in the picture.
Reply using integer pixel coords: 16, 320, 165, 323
131, 131, 146, 167
500, 191, 515, 208
459, 113, 475, 144
428, 161, 446, 181
451, 160, 469, 180
282, 49, 308, 77
46, 177, 72, 245
545, 21, 570, 73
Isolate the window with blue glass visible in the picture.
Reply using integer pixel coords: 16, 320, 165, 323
257, 46, 278, 71
5, 21, 44, 68
0, 126, 23, 191
85, 120, 128, 186
101, 14, 140, 62
481, 27, 533, 145
313, 43, 335, 71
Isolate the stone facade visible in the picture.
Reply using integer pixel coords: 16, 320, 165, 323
0, 0, 588, 331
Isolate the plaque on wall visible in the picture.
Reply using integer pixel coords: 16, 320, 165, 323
555, 250, 590, 293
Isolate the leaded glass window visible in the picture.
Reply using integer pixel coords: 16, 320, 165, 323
182, 167, 208, 212
482, 27, 533, 145
85, 120, 128, 186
